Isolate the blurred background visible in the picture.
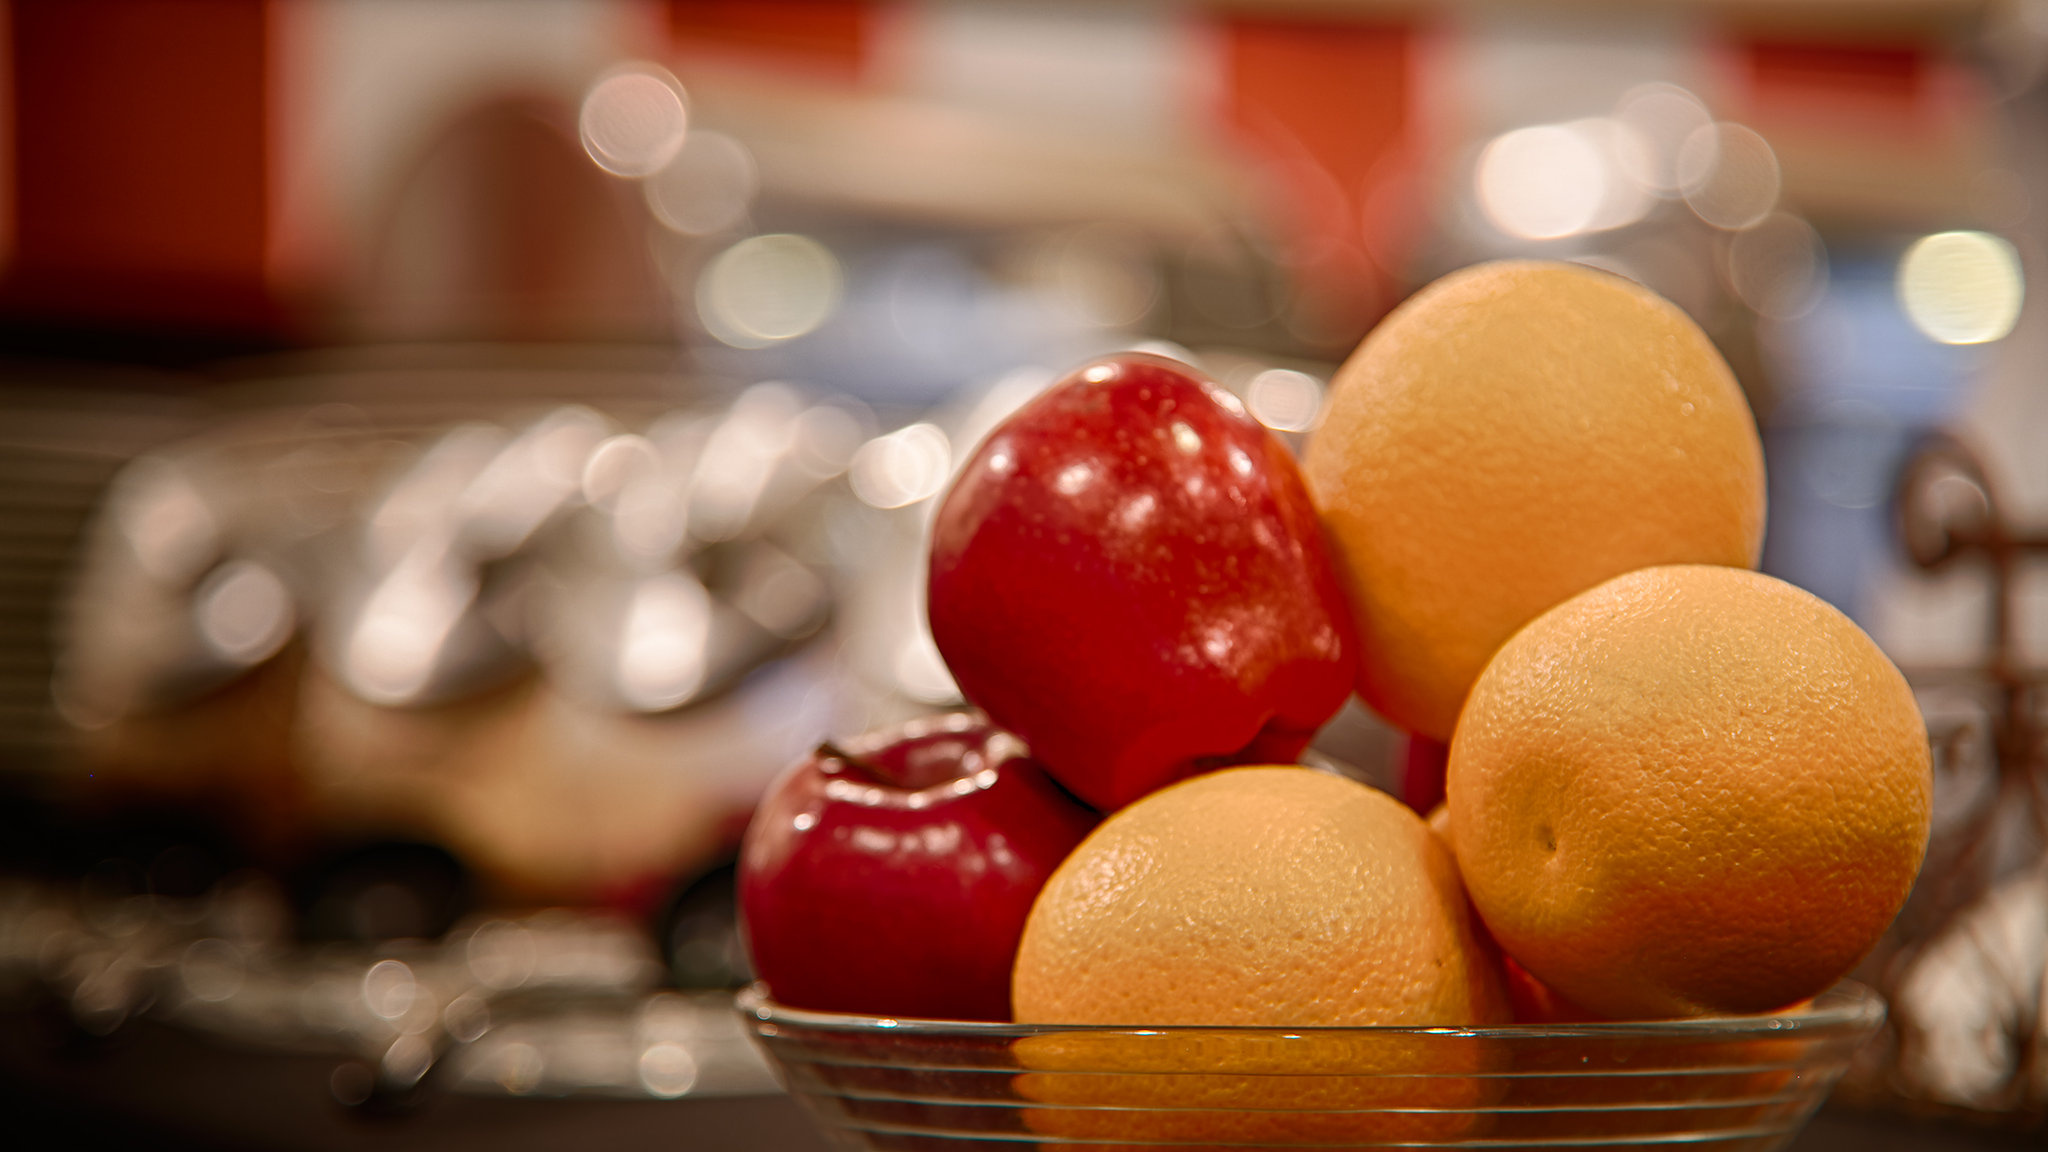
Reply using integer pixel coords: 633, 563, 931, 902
0, 0, 2044, 1148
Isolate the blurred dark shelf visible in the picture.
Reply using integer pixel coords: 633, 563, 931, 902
0, 1006, 832, 1152
1793, 1106, 2045, 1151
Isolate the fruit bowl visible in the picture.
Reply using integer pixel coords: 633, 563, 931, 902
738, 982, 1883, 1150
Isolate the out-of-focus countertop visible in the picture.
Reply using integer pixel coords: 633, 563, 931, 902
2, 1006, 2036, 1152
0, 1007, 831, 1152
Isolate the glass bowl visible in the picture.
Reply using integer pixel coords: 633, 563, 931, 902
738, 982, 1883, 1150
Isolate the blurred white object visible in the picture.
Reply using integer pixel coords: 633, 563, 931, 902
1896, 863, 2048, 1109
580, 64, 689, 179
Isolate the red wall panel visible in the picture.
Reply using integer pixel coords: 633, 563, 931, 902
668, 0, 871, 82
6, 0, 273, 332
1218, 16, 1415, 321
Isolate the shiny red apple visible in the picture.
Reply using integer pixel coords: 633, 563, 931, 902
737, 713, 1097, 1020
1401, 733, 1449, 815
927, 353, 1358, 812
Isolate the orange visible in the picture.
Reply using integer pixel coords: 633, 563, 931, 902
1013, 765, 1506, 1028
1011, 1028, 1498, 1146
1010, 766, 1507, 1144
1304, 260, 1765, 740
1428, 803, 1590, 1025
1448, 564, 1932, 1021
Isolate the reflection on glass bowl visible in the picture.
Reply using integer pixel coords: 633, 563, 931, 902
739, 982, 1883, 1150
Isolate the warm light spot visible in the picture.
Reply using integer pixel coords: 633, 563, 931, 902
362, 959, 416, 1020
1246, 368, 1323, 432
467, 921, 536, 990
698, 234, 843, 347
1575, 119, 1654, 231
1476, 123, 1608, 240
735, 549, 825, 638
1899, 231, 2025, 345
342, 547, 475, 706
1679, 122, 1779, 230
639, 1042, 699, 1097
581, 433, 661, 511
1614, 83, 1712, 196
849, 423, 952, 509
580, 65, 688, 178
1471, 117, 1653, 240
195, 560, 294, 665
180, 939, 244, 1003
689, 383, 803, 540
617, 573, 712, 711
117, 459, 220, 583
494, 1041, 544, 1095
1044, 226, 1158, 328
793, 405, 865, 477
1725, 213, 1828, 319
459, 407, 609, 557
645, 130, 756, 235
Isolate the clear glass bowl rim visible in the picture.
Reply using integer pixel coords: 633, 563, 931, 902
736, 980, 1884, 1042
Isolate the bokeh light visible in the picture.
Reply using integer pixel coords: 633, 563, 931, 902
1245, 368, 1324, 433
1474, 119, 1651, 241
1614, 83, 1713, 196
1577, 119, 1654, 231
342, 546, 476, 706
697, 234, 844, 348
1898, 230, 2025, 345
689, 383, 803, 541
1043, 226, 1158, 329
792, 404, 866, 478
849, 424, 952, 510
194, 559, 294, 665
581, 433, 662, 512
117, 459, 220, 584
362, 959, 417, 1020
1725, 212, 1828, 319
639, 1042, 699, 1097
579, 65, 689, 178
732, 547, 826, 639
1476, 123, 1607, 240
1678, 122, 1779, 230
616, 572, 712, 711
645, 130, 757, 235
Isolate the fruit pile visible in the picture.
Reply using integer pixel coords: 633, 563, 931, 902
738, 260, 1933, 1032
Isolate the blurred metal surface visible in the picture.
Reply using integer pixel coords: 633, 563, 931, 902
0, 872, 779, 1100
0, 872, 825, 1152
42, 356, 916, 906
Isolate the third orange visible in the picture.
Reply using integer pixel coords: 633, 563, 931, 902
1303, 260, 1765, 740
1447, 564, 1932, 1020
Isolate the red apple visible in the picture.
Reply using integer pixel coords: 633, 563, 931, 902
737, 713, 1097, 1020
1503, 952, 1595, 1024
927, 353, 1358, 812
1401, 733, 1448, 815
